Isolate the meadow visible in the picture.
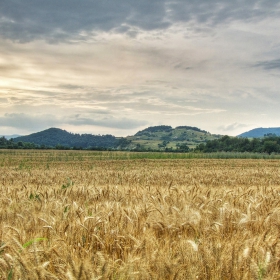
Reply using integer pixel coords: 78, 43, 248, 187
0, 150, 280, 279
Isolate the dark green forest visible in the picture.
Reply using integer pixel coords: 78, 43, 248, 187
12, 128, 118, 149
0, 136, 119, 150
0, 137, 38, 149
195, 135, 280, 154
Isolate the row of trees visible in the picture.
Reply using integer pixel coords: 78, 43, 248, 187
175, 126, 208, 133
0, 137, 38, 149
3, 134, 280, 154
195, 135, 280, 154
0, 137, 116, 150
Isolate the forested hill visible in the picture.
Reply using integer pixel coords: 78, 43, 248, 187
13, 128, 118, 149
238, 127, 280, 138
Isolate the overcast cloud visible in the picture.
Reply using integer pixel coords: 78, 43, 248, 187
1, 1, 280, 136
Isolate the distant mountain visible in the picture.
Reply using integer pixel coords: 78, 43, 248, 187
13, 128, 118, 149
0, 134, 21, 140
238, 127, 280, 138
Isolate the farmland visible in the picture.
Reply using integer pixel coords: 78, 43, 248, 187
1, 150, 280, 279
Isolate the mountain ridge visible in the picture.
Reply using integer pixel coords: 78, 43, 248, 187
238, 127, 280, 138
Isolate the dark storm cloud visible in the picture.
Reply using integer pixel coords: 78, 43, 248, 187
1, 0, 280, 42
254, 59, 280, 70
0, 0, 170, 42
168, 0, 280, 25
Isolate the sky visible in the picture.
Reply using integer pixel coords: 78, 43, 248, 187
1, 0, 280, 137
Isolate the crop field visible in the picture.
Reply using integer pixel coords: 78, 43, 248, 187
1, 150, 280, 279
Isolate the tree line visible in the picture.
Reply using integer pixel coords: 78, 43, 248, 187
0, 136, 115, 150
2, 134, 280, 154
195, 135, 280, 154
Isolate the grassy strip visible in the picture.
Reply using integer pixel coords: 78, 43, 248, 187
1, 149, 280, 161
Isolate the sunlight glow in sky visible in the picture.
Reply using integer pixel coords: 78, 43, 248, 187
1, 1, 280, 136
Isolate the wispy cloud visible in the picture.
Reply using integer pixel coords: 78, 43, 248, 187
218, 123, 249, 132
68, 115, 148, 129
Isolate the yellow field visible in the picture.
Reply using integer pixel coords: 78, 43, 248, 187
1, 150, 280, 279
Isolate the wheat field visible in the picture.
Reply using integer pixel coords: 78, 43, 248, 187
0, 150, 280, 279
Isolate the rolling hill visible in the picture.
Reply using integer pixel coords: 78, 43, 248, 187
13, 128, 118, 149
238, 127, 280, 138
11, 125, 223, 150
125, 125, 222, 150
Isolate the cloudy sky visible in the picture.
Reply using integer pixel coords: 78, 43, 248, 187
1, 0, 280, 136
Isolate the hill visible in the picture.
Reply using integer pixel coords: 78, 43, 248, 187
238, 127, 280, 138
13, 128, 118, 149
9, 125, 222, 151
125, 125, 222, 151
